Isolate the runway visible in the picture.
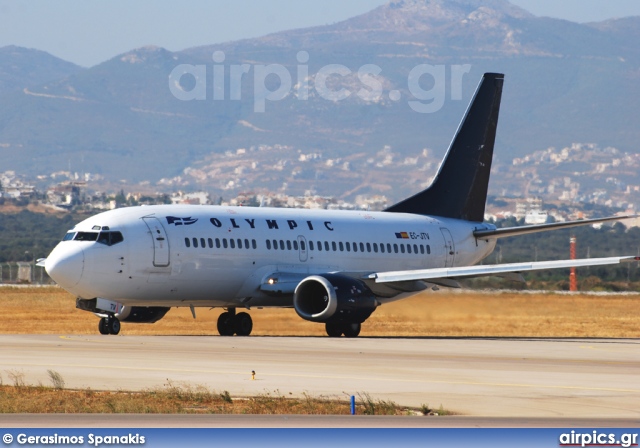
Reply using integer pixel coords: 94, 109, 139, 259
1, 335, 639, 418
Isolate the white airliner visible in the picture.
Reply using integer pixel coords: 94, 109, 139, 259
42, 73, 638, 337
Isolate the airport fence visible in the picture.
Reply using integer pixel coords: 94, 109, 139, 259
0, 262, 53, 285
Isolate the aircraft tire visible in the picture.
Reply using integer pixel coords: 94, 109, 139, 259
107, 318, 121, 335
325, 323, 343, 337
342, 323, 361, 338
98, 318, 109, 335
234, 312, 253, 336
217, 312, 235, 336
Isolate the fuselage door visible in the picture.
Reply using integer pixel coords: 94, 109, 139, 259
298, 235, 308, 262
440, 228, 455, 267
143, 217, 170, 267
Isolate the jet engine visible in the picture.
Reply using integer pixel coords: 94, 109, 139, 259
293, 274, 378, 324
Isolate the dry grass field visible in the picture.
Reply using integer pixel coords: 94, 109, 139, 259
0, 382, 409, 415
1, 286, 640, 337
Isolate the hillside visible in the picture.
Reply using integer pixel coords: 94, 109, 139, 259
0, 46, 82, 96
0, 0, 639, 200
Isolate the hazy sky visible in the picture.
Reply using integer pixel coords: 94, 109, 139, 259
1, 0, 639, 67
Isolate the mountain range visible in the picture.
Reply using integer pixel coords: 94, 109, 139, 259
0, 0, 639, 201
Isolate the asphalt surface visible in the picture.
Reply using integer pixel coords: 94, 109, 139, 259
1, 335, 639, 421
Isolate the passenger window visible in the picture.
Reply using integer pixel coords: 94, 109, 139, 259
280, 240, 285, 250
293, 240, 299, 250
359, 242, 365, 252
366, 243, 371, 253
387, 243, 392, 253
427, 245, 431, 255
380, 244, 385, 253
339, 242, 344, 252
413, 244, 418, 254
208, 238, 213, 249
223, 239, 228, 249
216, 238, 221, 249
237, 239, 242, 249
185, 238, 190, 248
394, 244, 399, 254
317, 241, 322, 251
373, 243, 378, 253
193, 238, 198, 248
287, 240, 292, 251
309, 241, 314, 251
266, 240, 272, 250
407, 244, 412, 254
273, 239, 278, 250
200, 238, 206, 248
252, 240, 257, 249
332, 242, 337, 251
420, 245, 425, 254
230, 239, 236, 249
245, 239, 250, 249
324, 242, 330, 251
346, 242, 351, 252
300, 241, 306, 251
353, 242, 358, 253
401, 244, 405, 254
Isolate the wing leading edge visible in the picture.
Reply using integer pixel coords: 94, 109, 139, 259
369, 256, 640, 284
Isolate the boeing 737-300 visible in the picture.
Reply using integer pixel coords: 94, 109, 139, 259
41, 73, 639, 337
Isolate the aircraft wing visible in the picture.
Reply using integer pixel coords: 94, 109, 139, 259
368, 256, 640, 284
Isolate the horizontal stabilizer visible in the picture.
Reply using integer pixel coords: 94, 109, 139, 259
474, 214, 638, 240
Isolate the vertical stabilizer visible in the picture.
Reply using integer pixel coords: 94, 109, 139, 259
385, 73, 504, 222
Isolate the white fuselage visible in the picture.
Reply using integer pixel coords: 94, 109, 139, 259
45, 205, 497, 308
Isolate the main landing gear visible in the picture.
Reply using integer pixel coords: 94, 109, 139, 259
98, 316, 121, 335
325, 322, 361, 338
217, 308, 253, 336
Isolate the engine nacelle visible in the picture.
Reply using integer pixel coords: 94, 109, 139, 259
293, 274, 378, 324
76, 298, 170, 323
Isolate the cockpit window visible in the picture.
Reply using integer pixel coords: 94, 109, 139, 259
63, 230, 124, 245
97, 231, 124, 246
74, 232, 99, 242
62, 232, 76, 241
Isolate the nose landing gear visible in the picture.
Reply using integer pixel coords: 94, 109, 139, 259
217, 308, 253, 336
98, 316, 121, 335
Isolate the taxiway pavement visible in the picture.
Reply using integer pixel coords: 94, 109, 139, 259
1, 335, 639, 418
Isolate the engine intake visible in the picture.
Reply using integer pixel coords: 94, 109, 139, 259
293, 274, 378, 324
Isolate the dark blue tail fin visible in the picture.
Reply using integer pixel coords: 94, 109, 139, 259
385, 73, 504, 222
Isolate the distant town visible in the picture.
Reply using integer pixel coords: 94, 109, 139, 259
1, 141, 639, 228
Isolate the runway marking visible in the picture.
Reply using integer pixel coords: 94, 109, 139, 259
10, 361, 640, 394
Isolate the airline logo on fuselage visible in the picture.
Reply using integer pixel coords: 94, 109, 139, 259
208, 217, 335, 231
166, 216, 199, 226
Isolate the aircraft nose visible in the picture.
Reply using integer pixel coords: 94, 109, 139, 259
45, 245, 84, 288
